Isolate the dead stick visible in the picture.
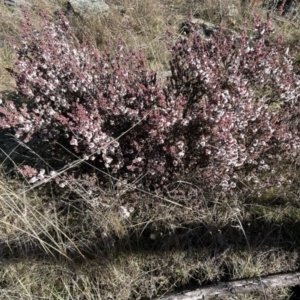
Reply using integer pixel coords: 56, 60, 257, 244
157, 272, 300, 300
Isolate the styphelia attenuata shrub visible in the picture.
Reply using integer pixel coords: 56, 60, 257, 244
1, 11, 300, 196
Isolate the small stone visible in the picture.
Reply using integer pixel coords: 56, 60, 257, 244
67, 0, 109, 17
4, 0, 29, 7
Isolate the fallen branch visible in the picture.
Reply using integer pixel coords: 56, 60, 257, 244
157, 272, 300, 300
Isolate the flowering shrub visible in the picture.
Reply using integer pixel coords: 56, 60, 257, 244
166, 16, 300, 192
1, 11, 300, 195
0, 10, 186, 190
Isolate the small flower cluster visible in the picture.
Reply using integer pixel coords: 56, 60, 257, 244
18, 165, 57, 184
1, 11, 300, 195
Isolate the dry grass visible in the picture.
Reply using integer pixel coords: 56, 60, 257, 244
1, 0, 300, 299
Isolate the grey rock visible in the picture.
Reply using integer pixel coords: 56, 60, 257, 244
4, 0, 20, 6
3, 0, 29, 7
180, 18, 220, 40
67, 0, 109, 17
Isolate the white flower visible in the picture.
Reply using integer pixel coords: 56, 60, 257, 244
50, 171, 57, 177
265, 68, 271, 74
119, 206, 130, 218
59, 182, 66, 188
48, 108, 56, 116
29, 176, 39, 184
182, 119, 189, 126
70, 137, 78, 146
178, 151, 185, 158
23, 123, 32, 133
103, 155, 113, 165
